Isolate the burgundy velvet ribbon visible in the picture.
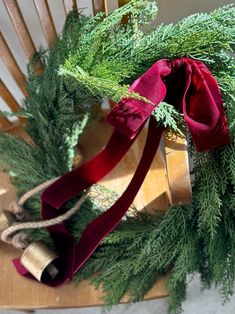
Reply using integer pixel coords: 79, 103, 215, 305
13, 57, 230, 285
106, 58, 230, 150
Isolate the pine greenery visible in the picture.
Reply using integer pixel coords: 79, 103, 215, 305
0, 1, 235, 314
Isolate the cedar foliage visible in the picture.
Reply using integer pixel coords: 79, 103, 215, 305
0, 1, 235, 313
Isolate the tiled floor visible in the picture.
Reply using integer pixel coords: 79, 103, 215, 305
1, 274, 235, 314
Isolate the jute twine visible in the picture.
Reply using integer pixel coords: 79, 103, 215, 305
1, 177, 88, 249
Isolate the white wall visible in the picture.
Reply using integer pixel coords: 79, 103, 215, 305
0, 0, 232, 115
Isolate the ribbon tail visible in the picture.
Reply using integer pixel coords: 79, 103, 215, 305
72, 118, 164, 274
13, 118, 164, 286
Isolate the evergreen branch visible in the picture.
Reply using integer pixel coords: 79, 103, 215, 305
152, 102, 185, 135
0, 3, 235, 314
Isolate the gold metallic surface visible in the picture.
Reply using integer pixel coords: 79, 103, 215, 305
21, 240, 58, 282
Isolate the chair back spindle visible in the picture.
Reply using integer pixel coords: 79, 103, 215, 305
34, 0, 57, 48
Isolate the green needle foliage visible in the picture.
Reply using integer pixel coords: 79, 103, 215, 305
60, 1, 235, 100
0, 1, 235, 314
152, 102, 185, 136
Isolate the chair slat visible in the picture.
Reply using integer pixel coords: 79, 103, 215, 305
3, 0, 43, 74
118, 0, 128, 6
0, 116, 12, 130
63, 0, 77, 14
164, 131, 192, 205
92, 0, 106, 15
34, 0, 57, 48
105, 0, 119, 14
3, 0, 37, 60
0, 32, 27, 97
0, 79, 21, 112
0, 80, 26, 124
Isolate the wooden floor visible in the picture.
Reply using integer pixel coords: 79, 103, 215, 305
0, 121, 169, 310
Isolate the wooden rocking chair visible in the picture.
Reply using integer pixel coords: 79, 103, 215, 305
0, 0, 192, 311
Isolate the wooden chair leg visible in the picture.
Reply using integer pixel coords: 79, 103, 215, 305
164, 130, 192, 206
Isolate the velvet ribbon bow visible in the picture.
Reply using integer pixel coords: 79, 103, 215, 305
13, 57, 230, 285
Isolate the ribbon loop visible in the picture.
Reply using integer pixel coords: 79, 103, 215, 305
181, 59, 230, 151
106, 60, 171, 139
